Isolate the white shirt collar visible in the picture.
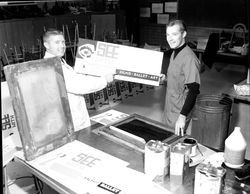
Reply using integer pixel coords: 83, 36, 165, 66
44, 51, 67, 64
44, 51, 57, 59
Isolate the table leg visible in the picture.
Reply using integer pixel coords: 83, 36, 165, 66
33, 175, 43, 194
3, 166, 10, 194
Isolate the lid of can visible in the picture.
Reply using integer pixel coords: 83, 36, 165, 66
146, 140, 168, 153
198, 163, 226, 177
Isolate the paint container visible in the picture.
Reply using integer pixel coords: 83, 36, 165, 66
183, 137, 198, 157
170, 142, 191, 185
144, 140, 170, 181
194, 163, 226, 194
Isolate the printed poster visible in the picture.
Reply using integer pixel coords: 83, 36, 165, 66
74, 38, 163, 86
165, 2, 177, 13
1, 81, 18, 137
157, 14, 170, 24
152, 3, 163, 14
1, 82, 22, 148
140, 7, 151, 18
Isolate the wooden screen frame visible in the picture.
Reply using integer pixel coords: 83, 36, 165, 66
4, 57, 75, 161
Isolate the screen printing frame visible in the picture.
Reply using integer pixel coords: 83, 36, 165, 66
93, 113, 181, 153
4, 57, 75, 161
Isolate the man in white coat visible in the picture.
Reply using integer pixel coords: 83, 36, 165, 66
43, 29, 113, 131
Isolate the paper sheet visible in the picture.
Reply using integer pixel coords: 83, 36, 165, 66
90, 109, 129, 125
165, 2, 177, 13
3, 135, 18, 166
16, 140, 172, 194
140, 7, 151, 18
152, 3, 163, 13
28, 140, 128, 167
1, 81, 19, 139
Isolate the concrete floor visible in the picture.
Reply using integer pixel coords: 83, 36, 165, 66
5, 62, 248, 194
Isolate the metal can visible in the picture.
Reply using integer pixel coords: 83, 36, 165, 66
144, 140, 170, 181
194, 163, 226, 194
170, 142, 191, 185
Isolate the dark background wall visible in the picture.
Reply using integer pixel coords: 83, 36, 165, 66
178, 0, 249, 29
120, 0, 140, 44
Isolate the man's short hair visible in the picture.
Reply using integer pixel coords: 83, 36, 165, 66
43, 29, 64, 43
166, 20, 187, 33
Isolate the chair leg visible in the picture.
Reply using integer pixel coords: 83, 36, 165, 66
3, 49, 10, 65
65, 25, 74, 60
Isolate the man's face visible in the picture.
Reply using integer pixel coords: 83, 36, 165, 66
44, 34, 66, 57
166, 25, 186, 49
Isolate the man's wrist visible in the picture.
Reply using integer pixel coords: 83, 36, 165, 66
179, 114, 186, 120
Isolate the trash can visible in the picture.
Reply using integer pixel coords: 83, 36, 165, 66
191, 94, 232, 151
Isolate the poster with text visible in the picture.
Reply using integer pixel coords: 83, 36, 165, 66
74, 38, 164, 86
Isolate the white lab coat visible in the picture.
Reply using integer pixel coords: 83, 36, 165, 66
44, 52, 107, 131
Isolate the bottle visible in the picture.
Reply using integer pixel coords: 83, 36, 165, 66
247, 67, 250, 84
224, 127, 247, 168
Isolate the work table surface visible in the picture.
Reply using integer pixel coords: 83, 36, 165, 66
75, 121, 250, 194
14, 85, 250, 194
15, 115, 250, 194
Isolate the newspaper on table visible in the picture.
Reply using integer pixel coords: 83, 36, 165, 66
74, 38, 164, 86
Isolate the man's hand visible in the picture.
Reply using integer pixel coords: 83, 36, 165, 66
175, 114, 186, 136
159, 73, 167, 85
104, 73, 115, 84
160, 73, 166, 81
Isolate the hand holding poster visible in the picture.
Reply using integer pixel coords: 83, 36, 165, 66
74, 39, 164, 86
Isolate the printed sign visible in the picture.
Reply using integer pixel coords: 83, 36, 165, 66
140, 7, 151, 18
106, 81, 122, 106
152, 3, 163, 14
157, 14, 169, 24
165, 2, 177, 13
74, 38, 163, 86
2, 82, 17, 134
93, 89, 110, 111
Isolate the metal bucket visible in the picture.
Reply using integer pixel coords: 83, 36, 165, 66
191, 94, 232, 151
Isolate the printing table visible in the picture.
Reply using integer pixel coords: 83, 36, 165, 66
14, 120, 250, 194
13, 84, 250, 194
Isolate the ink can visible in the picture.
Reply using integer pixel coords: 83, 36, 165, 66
144, 140, 170, 181
194, 163, 226, 194
170, 142, 191, 185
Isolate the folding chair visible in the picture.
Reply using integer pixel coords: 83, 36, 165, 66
62, 24, 75, 61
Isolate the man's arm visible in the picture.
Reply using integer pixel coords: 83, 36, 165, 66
180, 82, 200, 116
175, 82, 200, 135
62, 65, 108, 95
